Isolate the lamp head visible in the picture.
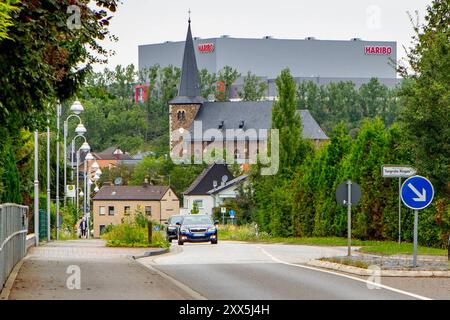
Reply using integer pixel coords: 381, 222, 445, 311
91, 161, 100, 170
70, 100, 84, 115
75, 123, 87, 136
80, 142, 90, 152
85, 152, 95, 161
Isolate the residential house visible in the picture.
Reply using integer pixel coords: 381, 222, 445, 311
92, 184, 179, 237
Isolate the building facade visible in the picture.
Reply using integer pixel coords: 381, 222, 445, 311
139, 31, 399, 89
92, 185, 179, 237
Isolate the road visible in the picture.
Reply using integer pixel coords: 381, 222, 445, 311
138, 241, 448, 300
8, 240, 192, 300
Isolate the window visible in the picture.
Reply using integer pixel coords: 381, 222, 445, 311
177, 110, 186, 121
145, 206, 152, 216
108, 206, 115, 216
124, 206, 131, 216
99, 225, 106, 235
99, 206, 105, 216
193, 200, 203, 208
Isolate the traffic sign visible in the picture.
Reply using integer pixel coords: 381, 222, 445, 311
335, 181, 361, 206
381, 165, 416, 178
229, 210, 235, 218
221, 207, 226, 214
401, 175, 434, 210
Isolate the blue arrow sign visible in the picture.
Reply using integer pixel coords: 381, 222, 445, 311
229, 210, 235, 218
401, 175, 434, 210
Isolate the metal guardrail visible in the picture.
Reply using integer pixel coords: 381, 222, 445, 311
0, 204, 28, 290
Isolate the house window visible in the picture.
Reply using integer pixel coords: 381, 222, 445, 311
193, 200, 203, 208
124, 206, 131, 216
99, 225, 106, 235
99, 206, 105, 216
145, 206, 152, 216
177, 110, 186, 121
108, 206, 115, 216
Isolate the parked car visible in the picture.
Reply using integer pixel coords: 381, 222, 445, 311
165, 215, 184, 242
176, 215, 219, 245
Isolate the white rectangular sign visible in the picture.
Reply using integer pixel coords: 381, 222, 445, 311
382, 165, 416, 178
66, 185, 76, 198
221, 207, 226, 213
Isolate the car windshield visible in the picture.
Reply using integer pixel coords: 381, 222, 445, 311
169, 216, 183, 224
182, 216, 212, 225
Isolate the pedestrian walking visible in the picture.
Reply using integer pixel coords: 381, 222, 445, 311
80, 217, 87, 239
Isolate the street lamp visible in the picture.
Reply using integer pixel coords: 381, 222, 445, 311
63, 100, 85, 213
84, 152, 95, 239
72, 135, 90, 212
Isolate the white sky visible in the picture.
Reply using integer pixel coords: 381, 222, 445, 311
93, 0, 432, 72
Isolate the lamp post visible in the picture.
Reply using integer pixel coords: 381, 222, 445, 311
84, 152, 95, 239
34, 130, 39, 246
46, 121, 51, 241
63, 100, 85, 208
56, 103, 61, 240
72, 137, 90, 212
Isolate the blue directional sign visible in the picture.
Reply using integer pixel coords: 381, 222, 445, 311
229, 210, 235, 218
401, 175, 434, 210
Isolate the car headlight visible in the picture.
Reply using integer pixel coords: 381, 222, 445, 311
208, 227, 216, 232
180, 227, 189, 233
168, 226, 176, 230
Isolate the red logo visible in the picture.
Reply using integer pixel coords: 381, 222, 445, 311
198, 43, 215, 53
364, 46, 392, 55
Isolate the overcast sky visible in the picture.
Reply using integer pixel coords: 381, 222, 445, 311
94, 0, 432, 72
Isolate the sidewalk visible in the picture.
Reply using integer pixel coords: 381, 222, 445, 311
7, 240, 193, 300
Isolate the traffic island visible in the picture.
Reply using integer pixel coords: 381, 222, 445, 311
308, 254, 450, 277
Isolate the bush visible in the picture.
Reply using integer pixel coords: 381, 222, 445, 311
101, 214, 169, 248
219, 223, 271, 241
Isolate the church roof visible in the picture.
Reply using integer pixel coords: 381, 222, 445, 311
186, 101, 329, 141
169, 20, 205, 105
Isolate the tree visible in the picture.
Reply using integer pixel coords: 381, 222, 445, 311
272, 68, 311, 173
398, 0, 450, 198
216, 66, 240, 101
0, 0, 17, 41
198, 68, 217, 99
0, 0, 118, 134
238, 71, 268, 101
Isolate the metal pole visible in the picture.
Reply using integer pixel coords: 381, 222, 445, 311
413, 209, 418, 267
87, 177, 91, 239
347, 180, 352, 256
83, 159, 87, 225
398, 177, 401, 244
71, 140, 74, 181
56, 104, 61, 240
63, 120, 67, 209
34, 131, 39, 246
76, 150, 80, 213
47, 124, 51, 241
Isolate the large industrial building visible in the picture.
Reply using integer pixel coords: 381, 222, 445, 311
139, 30, 400, 96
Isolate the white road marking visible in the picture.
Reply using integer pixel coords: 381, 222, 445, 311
258, 246, 432, 300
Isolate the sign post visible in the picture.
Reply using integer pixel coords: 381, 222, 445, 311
336, 180, 361, 256
221, 207, 226, 225
381, 165, 417, 243
229, 210, 235, 226
400, 175, 434, 267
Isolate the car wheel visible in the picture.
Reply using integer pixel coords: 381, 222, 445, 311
178, 239, 184, 245
211, 239, 218, 244
167, 237, 172, 243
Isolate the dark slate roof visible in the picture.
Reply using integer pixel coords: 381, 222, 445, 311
187, 101, 329, 141
94, 147, 134, 160
183, 163, 234, 196
93, 185, 171, 201
169, 21, 205, 105
207, 175, 248, 195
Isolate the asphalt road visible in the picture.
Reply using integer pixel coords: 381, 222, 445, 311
139, 241, 441, 300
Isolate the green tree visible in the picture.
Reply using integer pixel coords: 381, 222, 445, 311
199, 68, 217, 99
238, 71, 268, 101
216, 66, 240, 101
0, 0, 17, 41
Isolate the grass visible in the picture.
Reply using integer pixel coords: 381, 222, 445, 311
321, 257, 370, 269
218, 224, 448, 256
101, 222, 169, 249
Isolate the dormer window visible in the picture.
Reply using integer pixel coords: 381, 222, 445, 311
218, 121, 224, 129
239, 120, 245, 129
177, 110, 186, 121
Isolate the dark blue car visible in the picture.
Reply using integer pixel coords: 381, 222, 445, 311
177, 215, 219, 245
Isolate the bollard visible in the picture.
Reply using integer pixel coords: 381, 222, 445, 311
147, 220, 153, 245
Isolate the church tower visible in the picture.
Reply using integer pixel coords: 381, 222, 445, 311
169, 18, 205, 150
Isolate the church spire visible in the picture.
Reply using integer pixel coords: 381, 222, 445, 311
170, 16, 205, 105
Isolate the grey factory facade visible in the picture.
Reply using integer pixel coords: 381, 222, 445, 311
139, 28, 400, 97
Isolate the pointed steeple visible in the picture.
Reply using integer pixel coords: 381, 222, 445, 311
170, 18, 205, 104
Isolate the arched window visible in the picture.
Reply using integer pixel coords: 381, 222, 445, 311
177, 110, 186, 121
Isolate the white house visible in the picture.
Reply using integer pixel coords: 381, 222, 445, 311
181, 163, 247, 216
